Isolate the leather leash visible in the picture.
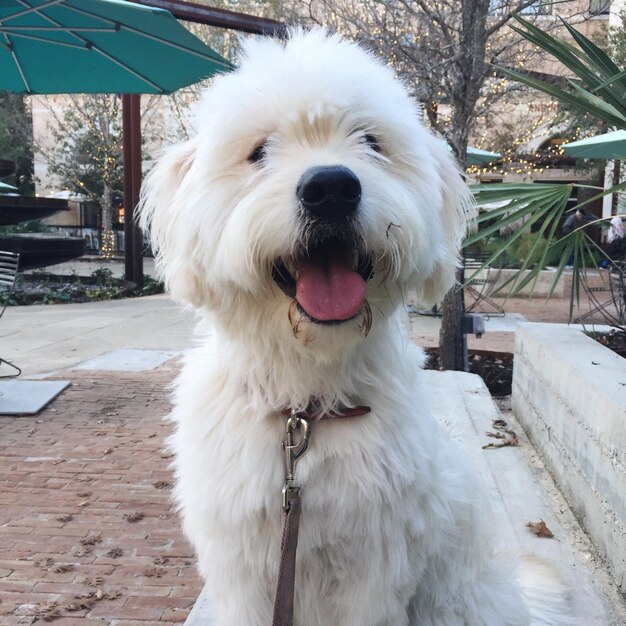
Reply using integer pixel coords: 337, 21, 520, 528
272, 405, 370, 626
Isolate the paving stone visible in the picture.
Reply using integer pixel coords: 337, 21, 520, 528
0, 365, 202, 625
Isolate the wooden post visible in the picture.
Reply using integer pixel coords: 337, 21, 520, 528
122, 94, 144, 290
119, 3, 286, 290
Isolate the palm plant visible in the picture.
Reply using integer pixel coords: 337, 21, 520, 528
469, 16, 626, 320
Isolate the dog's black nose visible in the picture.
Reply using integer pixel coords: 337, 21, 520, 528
296, 166, 361, 221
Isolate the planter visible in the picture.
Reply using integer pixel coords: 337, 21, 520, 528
512, 323, 626, 592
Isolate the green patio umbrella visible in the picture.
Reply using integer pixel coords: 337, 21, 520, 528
442, 143, 502, 165
0, 0, 232, 286
0, 182, 18, 192
561, 130, 626, 160
466, 146, 502, 165
0, 0, 231, 94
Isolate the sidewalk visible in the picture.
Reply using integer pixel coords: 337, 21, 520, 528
1, 285, 615, 380
0, 295, 193, 378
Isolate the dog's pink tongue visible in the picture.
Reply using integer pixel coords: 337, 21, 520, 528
295, 250, 366, 322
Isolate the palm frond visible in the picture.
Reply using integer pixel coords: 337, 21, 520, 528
471, 17, 626, 323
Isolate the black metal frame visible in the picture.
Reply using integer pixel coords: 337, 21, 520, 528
575, 263, 626, 326
464, 253, 505, 316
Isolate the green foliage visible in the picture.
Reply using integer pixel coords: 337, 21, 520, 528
469, 231, 561, 270
41, 288, 71, 304
2, 267, 163, 306
474, 17, 626, 323
0, 220, 52, 235
48, 95, 123, 203
609, 9, 626, 69
497, 17, 626, 129
91, 267, 115, 287
0, 291, 17, 307
140, 274, 164, 296
470, 177, 626, 315
0, 93, 35, 194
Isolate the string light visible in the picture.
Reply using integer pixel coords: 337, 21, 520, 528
100, 227, 116, 260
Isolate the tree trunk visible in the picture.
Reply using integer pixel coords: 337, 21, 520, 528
438, 0, 490, 371
438, 266, 466, 370
100, 182, 115, 259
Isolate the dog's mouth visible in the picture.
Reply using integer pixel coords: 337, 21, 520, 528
272, 237, 373, 324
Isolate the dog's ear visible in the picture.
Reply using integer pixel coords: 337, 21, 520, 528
139, 139, 213, 308
412, 138, 476, 307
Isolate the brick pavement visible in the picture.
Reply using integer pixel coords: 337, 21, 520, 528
0, 362, 202, 625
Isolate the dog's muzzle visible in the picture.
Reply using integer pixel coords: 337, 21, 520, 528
271, 165, 374, 325
272, 237, 373, 325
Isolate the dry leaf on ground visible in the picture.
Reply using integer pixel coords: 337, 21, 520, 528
35, 601, 61, 622
65, 599, 94, 612
482, 419, 519, 449
526, 519, 554, 538
124, 511, 145, 522
143, 566, 166, 578
105, 548, 124, 558
80, 534, 102, 546
52, 563, 75, 573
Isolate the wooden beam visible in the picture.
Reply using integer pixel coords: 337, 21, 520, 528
135, 0, 287, 35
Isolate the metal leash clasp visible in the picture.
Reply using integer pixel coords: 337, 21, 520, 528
281, 410, 311, 511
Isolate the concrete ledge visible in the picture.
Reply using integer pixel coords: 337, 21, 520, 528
471, 267, 564, 297
512, 323, 626, 593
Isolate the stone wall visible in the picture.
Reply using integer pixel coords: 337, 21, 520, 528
512, 323, 626, 593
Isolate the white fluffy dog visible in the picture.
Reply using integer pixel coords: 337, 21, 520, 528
140, 30, 573, 626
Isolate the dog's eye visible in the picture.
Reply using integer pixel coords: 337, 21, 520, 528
362, 134, 382, 153
248, 143, 267, 164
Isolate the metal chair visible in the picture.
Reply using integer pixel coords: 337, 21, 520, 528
0, 251, 21, 378
463, 252, 505, 316
575, 263, 626, 326
609, 262, 626, 326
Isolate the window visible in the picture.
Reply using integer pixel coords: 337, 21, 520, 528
490, 0, 552, 16
520, 1, 552, 15
589, 0, 611, 15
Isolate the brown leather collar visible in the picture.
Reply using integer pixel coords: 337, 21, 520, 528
281, 404, 371, 421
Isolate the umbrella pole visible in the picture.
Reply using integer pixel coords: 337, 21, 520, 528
122, 93, 144, 290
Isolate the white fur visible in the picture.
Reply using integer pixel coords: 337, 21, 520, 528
140, 29, 574, 626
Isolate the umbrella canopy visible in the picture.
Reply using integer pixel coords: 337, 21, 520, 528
0, 0, 234, 287
466, 146, 502, 165
561, 130, 626, 160
0, 182, 18, 191
0, 0, 231, 94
